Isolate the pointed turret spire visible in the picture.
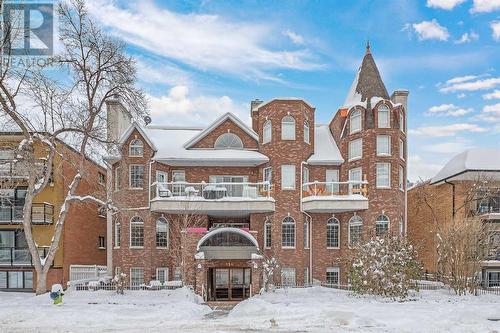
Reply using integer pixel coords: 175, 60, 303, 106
343, 42, 389, 106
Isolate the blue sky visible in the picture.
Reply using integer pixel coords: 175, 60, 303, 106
85, 0, 500, 181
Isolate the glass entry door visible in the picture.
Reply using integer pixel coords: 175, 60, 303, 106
211, 268, 251, 301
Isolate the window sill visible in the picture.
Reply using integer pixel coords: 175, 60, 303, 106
282, 188, 296, 191
348, 157, 362, 162
349, 129, 361, 135
130, 246, 144, 249
376, 186, 391, 189
98, 247, 105, 250
327, 247, 340, 250
156, 247, 168, 250
264, 247, 271, 250
113, 246, 120, 249
128, 187, 144, 190
281, 138, 296, 141
129, 155, 144, 158
282, 246, 296, 249
376, 154, 391, 157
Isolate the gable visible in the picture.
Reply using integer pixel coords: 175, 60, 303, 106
190, 118, 259, 149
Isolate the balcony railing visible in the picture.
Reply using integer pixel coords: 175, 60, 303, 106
0, 246, 49, 266
0, 159, 46, 178
302, 181, 368, 198
150, 181, 272, 201
0, 203, 54, 224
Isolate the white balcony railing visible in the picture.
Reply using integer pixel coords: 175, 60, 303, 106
302, 180, 368, 198
301, 181, 369, 213
151, 181, 272, 201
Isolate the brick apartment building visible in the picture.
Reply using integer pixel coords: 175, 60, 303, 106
408, 149, 500, 287
106, 45, 408, 301
0, 134, 107, 291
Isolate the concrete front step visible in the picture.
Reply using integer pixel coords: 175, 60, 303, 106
205, 300, 240, 310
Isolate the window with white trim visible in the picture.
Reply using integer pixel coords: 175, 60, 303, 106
376, 135, 391, 156
348, 138, 362, 161
129, 165, 144, 188
174, 267, 182, 281
282, 216, 295, 248
399, 139, 405, 160
399, 111, 405, 132
264, 220, 272, 248
349, 167, 362, 190
130, 267, 144, 285
281, 268, 296, 286
263, 120, 272, 144
114, 221, 121, 248
326, 267, 340, 286
214, 133, 243, 149
156, 267, 169, 283
156, 171, 167, 183
375, 215, 389, 237
302, 166, 309, 191
304, 220, 310, 249
304, 267, 309, 286
281, 165, 296, 190
172, 170, 186, 196
399, 165, 404, 191
130, 216, 144, 247
350, 109, 362, 134
98, 172, 106, 185
281, 115, 296, 140
377, 105, 390, 128
156, 218, 169, 248
327, 218, 340, 248
326, 169, 339, 194
304, 120, 310, 144
98, 236, 105, 249
376, 163, 391, 188
114, 166, 121, 191
349, 215, 363, 245
263, 167, 272, 184
129, 139, 144, 157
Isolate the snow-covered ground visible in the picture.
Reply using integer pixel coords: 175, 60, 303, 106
0, 286, 499, 332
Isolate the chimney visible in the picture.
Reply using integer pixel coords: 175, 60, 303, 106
250, 99, 263, 132
106, 95, 132, 150
391, 89, 409, 112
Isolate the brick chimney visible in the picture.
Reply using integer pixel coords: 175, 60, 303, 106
391, 89, 409, 112
250, 99, 263, 132
106, 95, 132, 149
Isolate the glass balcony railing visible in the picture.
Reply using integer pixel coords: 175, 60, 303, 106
0, 203, 54, 224
0, 246, 49, 266
0, 159, 46, 178
302, 181, 368, 199
150, 181, 272, 201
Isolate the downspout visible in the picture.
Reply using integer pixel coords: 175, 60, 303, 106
300, 161, 313, 285
105, 160, 113, 276
148, 160, 154, 208
444, 179, 455, 222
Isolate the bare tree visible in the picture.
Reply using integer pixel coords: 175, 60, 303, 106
0, 0, 146, 294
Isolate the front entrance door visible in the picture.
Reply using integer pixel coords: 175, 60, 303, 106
210, 268, 251, 301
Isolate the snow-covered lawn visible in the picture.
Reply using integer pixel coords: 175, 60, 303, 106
0, 287, 499, 332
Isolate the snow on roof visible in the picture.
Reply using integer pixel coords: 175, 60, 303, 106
143, 126, 268, 167
307, 125, 344, 165
431, 148, 500, 184
253, 97, 315, 111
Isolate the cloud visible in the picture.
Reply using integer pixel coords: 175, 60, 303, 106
475, 103, 500, 122
491, 21, 500, 41
454, 31, 479, 44
412, 20, 450, 41
86, 0, 322, 81
470, 0, 500, 13
409, 123, 488, 137
147, 85, 249, 126
445, 75, 479, 84
135, 57, 191, 86
439, 77, 500, 92
483, 90, 500, 100
422, 140, 473, 153
426, 104, 473, 116
426, 0, 466, 10
408, 155, 444, 182
457, 93, 466, 98
283, 30, 305, 45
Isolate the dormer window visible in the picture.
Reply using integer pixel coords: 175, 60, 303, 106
303, 120, 310, 144
350, 109, 361, 134
281, 115, 296, 140
263, 120, 272, 144
214, 133, 243, 149
129, 139, 144, 157
377, 105, 390, 128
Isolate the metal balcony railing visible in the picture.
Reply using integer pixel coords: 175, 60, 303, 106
0, 203, 54, 224
302, 181, 368, 199
0, 246, 49, 266
150, 181, 272, 201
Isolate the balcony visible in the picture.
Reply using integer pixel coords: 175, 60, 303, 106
150, 182, 275, 216
301, 181, 369, 213
0, 159, 46, 178
477, 196, 500, 220
0, 246, 49, 266
0, 203, 54, 224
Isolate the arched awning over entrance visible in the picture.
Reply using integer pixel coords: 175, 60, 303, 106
196, 227, 259, 260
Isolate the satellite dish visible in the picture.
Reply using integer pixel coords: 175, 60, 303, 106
144, 116, 152, 125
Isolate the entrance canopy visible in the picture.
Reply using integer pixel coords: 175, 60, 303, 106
196, 227, 259, 260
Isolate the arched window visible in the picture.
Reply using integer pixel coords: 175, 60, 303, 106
377, 104, 390, 128
348, 215, 363, 246
327, 218, 340, 248
282, 216, 295, 248
214, 133, 243, 149
375, 215, 390, 237
200, 230, 256, 247
263, 120, 272, 144
130, 216, 144, 247
303, 120, 310, 144
156, 218, 169, 248
281, 115, 296, 140
350, 109, 362, 134
129, 139, 144, 157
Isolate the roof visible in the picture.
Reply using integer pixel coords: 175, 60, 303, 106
430, 148, 500, 184
253, 97, 315, 111
343, 44, 389, 108
307, 125, 344, 165
183, 113, 258, 149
